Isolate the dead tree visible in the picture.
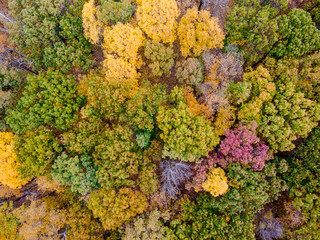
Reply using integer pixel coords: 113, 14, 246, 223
0, 44, 38, 74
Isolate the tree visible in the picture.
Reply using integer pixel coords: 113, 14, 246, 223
8, 0, 93, 72
15, 127, 62, 178
61, 117, 103, 155
161, 160, 191, 199
177, 7, 224, 57
79, 71, 127, 120
6, 70, 85, 134
82, 0, 102, 44
175, 57, 204, 88
259, 82, 320, 152
93, 124, 143, 189
157, 87, 219, 162
0, 202, 19, 240
88, 187, 148, 230
173, 162, 287, 239
280, 128, 320, 239
52, 153, 99, 195
98, 0, 135, 26
236, 66, 276, 123
123, 209, 176, 240
144, 40, 176, 77
66, 202, 104, 240
103, 55, 140, 97
264, 53, 320, 102
82, 0, 135, 44
201, 167, 229, 197
0, 132, 28, 189
226, 1, 320, 66
103, 22, 144, 67
269, 8, 320, 59
16, 196, 67, 240
210, 122, 269, 171
225, 0, 286, 65
136, 0, 179, 44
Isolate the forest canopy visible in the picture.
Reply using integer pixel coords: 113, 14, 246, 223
0, 0, 319, 239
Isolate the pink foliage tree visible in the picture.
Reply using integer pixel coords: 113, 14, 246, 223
211, 121, 269, 171
186, 121, 269, 192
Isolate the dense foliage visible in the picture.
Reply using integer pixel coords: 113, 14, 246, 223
0, 0, 319, 239
6, 70, 85, 134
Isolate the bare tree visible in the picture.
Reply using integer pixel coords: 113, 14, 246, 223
200, 0, 233, 27
0, 44, 37, 74
161, 159, 192, 200
0, 11, 14, 23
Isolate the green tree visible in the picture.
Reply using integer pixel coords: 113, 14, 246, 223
226, 0, 286, 65
157, 87, 219, 162
8, 0, 93, 72
61, 117, 104, 155
52, 153, 99, 195
98, 0, 135, 25
88, 187, 148, 230
93, 124, 143, 189
226, 0, 320, 65
15, 127, 62, 178
0, 202, 19, 240
6, 71, 85, 134
269, 8, 320, 59
280, 128, 320, 239
259, 82, 320, 152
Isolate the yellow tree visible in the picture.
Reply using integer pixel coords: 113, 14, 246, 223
102, 23, 144, 97
82, 0, 102, 44
177, 8, 224, 57
103, 22, 144, 67
0, 132, 28, 189
136, 0, 179, 44
16, 196, 66, 240
103, 55, 140, 97
202, 167, 229, 197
